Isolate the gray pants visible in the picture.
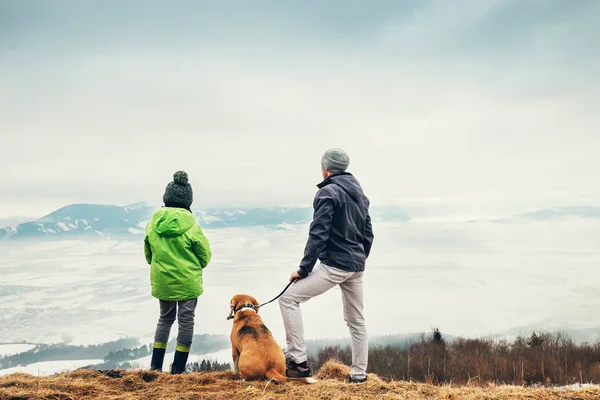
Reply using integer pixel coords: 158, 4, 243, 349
154, 298, 198, 349
279, 263, 367, 380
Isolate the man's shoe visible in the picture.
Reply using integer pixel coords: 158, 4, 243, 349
348, 374, 368, 383
285, 360, 312, 378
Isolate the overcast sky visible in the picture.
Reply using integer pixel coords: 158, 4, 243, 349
1, 0, 599, 219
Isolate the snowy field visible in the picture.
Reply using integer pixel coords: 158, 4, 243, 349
0, 344, 36, 357
1, 218, 600, 353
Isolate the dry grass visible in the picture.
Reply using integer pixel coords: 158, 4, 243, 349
1, 360, 599, 400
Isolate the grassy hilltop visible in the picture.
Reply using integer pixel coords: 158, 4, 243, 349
1, 360, 600, 400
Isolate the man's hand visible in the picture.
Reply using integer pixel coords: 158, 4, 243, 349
289, 271, 303, 282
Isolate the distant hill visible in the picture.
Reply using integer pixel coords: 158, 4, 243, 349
514, 206, 600, 220
0, 202, 410, 241
469, 206, 600, 224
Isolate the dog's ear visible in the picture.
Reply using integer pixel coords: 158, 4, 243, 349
227, 304, 235, 320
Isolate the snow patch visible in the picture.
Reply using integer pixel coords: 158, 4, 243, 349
56, 222, 71, 232
124, 203, 145, 212
554, 383, 600, 391
276, 223, 296, 231
199, 215, 223, 222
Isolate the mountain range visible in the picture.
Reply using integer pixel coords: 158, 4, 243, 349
0, 202, 410, 241
2, 204, 598, 242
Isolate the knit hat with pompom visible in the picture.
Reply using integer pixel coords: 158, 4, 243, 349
163, 171, 193, 210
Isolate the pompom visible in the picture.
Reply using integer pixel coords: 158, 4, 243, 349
173, 170, 189, 185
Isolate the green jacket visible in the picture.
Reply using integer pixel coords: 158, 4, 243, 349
144, 207, 212, 301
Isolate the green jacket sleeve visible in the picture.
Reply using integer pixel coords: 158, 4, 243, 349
144, 235, 152, 265
192, 228, 212, 268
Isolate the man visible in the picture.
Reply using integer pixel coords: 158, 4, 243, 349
279, 148, 374, 383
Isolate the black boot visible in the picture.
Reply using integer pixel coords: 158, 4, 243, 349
171, 350, 190, 374
150, 347, 166, 371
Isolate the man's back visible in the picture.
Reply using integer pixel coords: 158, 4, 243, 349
298, 171, 374, 277
317, 172, 373, 271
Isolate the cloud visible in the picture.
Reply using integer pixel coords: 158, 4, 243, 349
0, 0, 598, 218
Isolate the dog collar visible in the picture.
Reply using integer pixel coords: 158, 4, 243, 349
236, 303, 257, 313
228, 302, 258, 320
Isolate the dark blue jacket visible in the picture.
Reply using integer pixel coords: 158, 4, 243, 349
297, 172, 374, 278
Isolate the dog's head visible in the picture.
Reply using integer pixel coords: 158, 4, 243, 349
227, 294, 260, 320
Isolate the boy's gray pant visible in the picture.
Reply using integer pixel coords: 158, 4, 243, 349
279, 263, 367, 380
154, 298, 198, 348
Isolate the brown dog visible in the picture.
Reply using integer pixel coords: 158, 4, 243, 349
227, 294, 317, 384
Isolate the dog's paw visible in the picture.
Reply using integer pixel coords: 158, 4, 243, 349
305, 377, 318, 384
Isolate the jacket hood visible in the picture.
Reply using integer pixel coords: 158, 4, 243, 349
150, 207, 196, 237
319, 172, 365, 203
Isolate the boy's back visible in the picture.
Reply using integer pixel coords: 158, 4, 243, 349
144, 207, 211, 301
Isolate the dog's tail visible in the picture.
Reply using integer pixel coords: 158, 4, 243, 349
265, 369, 318, 385
297, 377, 318, 384
265, 369, 287, 384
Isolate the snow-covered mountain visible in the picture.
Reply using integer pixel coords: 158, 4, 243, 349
0, 203, 154, 241
0, 202, 410, 241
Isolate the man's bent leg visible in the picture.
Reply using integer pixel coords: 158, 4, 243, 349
278, 264, 344, 365
340, 271, 368, 381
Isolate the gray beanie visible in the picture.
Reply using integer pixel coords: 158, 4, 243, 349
321, 148, 350, 172
163, 171, 193, 210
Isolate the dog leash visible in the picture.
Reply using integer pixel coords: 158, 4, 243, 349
258, 280, 295, 308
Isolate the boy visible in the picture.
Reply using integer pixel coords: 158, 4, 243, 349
144, 171, 212, 374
